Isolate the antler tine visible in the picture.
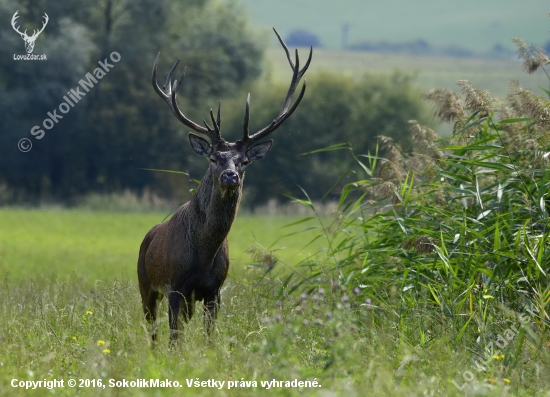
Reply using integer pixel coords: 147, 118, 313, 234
278, 47, 312, 116
302, 46, 313, 75
152, 53, 168, 100
271, 79, 307, 130
245, 30, 312, 145
277, 48, 300, 117
203, 119, 214, 131
152, 53, 220, 143
198, 109, 221, 142
152, 54, 181, 117
273, 28, 313, 77
172, 66, 186, 93
165, 59, 180, 92
242, 93, 251, 142
171, 76, 217, 139
209, 108, 221, 137
294, 49, 300, 77
250, 79, 307, 142
273, 28, 294, 69
216, 101, 221, 131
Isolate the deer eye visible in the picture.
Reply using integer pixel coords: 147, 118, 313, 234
241, 160, 250, 166
209, 157, 217, 163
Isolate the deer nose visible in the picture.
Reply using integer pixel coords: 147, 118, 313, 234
220, 170, 239, 187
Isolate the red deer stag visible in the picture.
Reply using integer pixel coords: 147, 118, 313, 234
138, 28, 312, 343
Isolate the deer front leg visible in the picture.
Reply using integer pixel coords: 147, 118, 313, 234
168, 292, 182, 346
204, 292, 220, 338
143, 290, 162, 342
168, 292, 194, 346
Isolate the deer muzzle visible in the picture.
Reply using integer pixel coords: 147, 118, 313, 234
220, 170, 239, 189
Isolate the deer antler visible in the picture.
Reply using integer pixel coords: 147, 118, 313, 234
152, 53, 222, 144
242, 28, 312, 146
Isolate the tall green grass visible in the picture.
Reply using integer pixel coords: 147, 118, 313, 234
0, 276, 536, 396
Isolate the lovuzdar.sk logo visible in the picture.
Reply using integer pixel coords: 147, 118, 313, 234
11, 10, 48, 61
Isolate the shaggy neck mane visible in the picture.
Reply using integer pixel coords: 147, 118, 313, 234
186, 167, 242, 263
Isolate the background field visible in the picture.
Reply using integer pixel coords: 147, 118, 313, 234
266, 47, 550, 99
264, 46, 550, 138
0, 209, 320, 284
245, 0, 550, 52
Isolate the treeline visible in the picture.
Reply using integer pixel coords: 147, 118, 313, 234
349, 39, 516, 59
283, 28, 525, 59
0, 0, 431, 207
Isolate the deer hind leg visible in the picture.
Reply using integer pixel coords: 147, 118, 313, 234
204, 292, 221, 338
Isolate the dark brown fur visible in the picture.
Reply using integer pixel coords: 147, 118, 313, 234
138, 141, 248, 342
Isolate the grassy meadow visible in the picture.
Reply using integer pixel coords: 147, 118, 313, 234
0, 204, 548, 396
0, 260, 488, 397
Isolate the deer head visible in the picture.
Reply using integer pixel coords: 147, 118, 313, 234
152, 28, 312, 196
11, 11, 49, 54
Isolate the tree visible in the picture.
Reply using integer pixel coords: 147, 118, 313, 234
0, 0, 265, 202
285, 29, 321, 47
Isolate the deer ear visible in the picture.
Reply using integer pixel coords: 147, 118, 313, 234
189, 133, 212, 157
246, 140, 273, 161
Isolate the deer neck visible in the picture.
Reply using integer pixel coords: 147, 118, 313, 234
188, 167, 242, 255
